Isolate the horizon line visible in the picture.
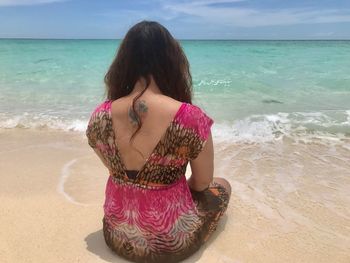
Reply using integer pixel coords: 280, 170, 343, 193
1, 37, 350, 41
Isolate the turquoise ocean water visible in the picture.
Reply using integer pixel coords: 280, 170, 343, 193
0, 39, 349, 144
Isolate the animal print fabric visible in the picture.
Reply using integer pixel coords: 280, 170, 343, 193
86, 100, 229, 263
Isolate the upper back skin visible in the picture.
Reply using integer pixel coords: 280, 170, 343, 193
110, 90, 183, 171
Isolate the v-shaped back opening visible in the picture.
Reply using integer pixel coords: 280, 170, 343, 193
108, 100, 186, 181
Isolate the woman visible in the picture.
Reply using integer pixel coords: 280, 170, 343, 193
86, 20, 231, 263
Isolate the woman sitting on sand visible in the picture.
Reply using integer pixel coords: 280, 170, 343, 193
86, 20, 231, 263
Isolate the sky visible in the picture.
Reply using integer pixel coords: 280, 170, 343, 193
0, 0, 350, 39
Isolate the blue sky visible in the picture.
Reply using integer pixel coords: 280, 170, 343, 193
0, 0, 350, 39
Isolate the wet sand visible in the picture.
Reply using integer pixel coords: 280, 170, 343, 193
0, 129, 349, 263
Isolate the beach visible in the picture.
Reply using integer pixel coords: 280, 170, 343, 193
0, 128, 349, 263
1, 39, 350, 262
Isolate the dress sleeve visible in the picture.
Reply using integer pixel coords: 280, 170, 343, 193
186, 105, 214, 160
86, 101, 109, 149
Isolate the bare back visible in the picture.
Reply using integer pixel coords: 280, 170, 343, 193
110, 92, 183, 171
109, 87, 217, 192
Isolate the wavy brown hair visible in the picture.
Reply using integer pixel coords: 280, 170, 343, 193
104, 20, 193, 142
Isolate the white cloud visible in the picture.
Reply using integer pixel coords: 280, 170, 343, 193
0, 0, 67, 6
162, 1, 350, 27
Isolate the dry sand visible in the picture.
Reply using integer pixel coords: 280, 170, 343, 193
0, 129, 349, 263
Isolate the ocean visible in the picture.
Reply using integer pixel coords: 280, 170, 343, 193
0, 39, 350, 145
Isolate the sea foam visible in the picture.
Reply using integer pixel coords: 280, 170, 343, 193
1, 110, 349, 146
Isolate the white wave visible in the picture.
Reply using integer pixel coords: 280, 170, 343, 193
344, 110, 350, 125
197, 79, 232, 87
57, 159, 92, 206
0, 113, 88, 132
1, 110, 350, 146
212, 110, 350, 145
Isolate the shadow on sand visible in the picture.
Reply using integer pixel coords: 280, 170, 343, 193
85, 214, 228, 263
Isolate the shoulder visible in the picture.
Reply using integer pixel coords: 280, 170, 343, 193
87, 100, 112, 124
86, 100, 112, 147
86, 100, 111, 133
176, 103, 214, 140
90, 100, 112, 117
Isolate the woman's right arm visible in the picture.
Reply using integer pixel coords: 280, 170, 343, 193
188, 132, 214, 191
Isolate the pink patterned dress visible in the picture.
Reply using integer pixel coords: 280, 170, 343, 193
86, 100, 229, 263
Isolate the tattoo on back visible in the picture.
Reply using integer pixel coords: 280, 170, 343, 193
128, 100, 148, 126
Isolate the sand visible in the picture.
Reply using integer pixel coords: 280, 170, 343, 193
0, 129, 349, 263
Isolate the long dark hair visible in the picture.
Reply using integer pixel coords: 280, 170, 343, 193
104, 20, 193, 142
